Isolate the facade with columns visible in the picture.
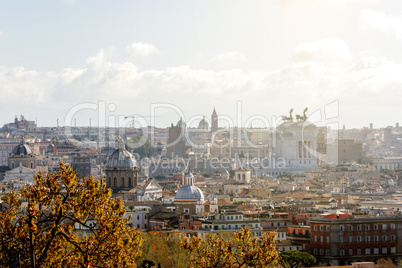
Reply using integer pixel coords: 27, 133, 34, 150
372, 157, 402, 171
255, 121, 318, 177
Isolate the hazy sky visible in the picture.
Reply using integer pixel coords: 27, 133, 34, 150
1, 0, 401, 129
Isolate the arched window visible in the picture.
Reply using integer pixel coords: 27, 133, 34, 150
114, 177, 117, 187
11, 162, 14, 169
30, 162, 33, 169
242, 174, 245, 180
238, 174, 241, 180
121, 178, 125, 187
129, 178, 132, 187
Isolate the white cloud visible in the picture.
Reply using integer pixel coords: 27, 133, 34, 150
212, 51, 246, 63
291, 38, 351, 62
0, 32, 3, 38
125, 42, 159, 57
359, 10, 402, 39
1, 39, 402, 128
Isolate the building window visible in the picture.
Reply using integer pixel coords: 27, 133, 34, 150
357, 225, 362, 231
349, 236, 353, 243
382, 235, 387, 242
382, 224, 387, 230
365, 236, 370, 242
349, 248, 353, 256
295, 230, 299, 235
365, 225, 370, 231
340, 225, 345, 231
326, 226, 330, 231
391, 234, 396, 241
327, 236, 330, 243
314, 236, 317, 242
339, 249, 345, 256
314, 225, 317, 231
357, 248, 361, 255
326, 249, 330, 256
348, 225, 353, 231
365, 248, 370, 255
391, 247, 396, 253
320, 225, 324, 231
383, 247, 388, 254
314, 248, 318, 255
391, 223, 396, 230
320, 236, 323, 243
374, 235, 379, 242
374, 248, 379, 254
374, 224, 378, 230
340, 237, 343, 243
320, 249, 324, 255
357, 236, 362, 242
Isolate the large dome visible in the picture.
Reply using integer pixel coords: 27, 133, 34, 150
11, 143, 33, 155
198, 117, 209, 129
106, 138, 136, 168
175, 185, 204, 202
107, 149, 136, 168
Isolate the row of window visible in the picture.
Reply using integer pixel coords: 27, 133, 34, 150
313, 247, 396, 256
313, 223, 396, 232
270, 222, 287, 227
339, 223, 395, 231
338, 235, 395, 243
313, 234, 396, 243
221, 215, 243, 220
205, 224, 259, 230
314, 225, 331, 231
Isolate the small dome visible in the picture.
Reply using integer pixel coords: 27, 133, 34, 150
176, 117, 186, 128
175, 185, 204, 202
11, 142, 33, 155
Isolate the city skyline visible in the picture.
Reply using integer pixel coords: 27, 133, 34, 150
1, 1, 402, 128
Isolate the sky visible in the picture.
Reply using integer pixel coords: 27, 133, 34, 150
0, 0, 402, 129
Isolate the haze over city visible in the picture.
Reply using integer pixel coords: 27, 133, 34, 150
1, 0, 401, 128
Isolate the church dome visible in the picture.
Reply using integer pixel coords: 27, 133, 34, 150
106, 138, 136, 168
176, 117, 186, 128
175, 185, 204, 202
11, 142, 33, 156
198, 116, 209, 129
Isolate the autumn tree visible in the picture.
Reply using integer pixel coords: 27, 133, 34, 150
377, 258, 396, 268
278, 250, 316, 268
181, 228, 280, 268
137, 231, 191, 268
0, 162, 143, 268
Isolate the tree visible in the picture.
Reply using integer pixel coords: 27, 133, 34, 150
278, 250, 316, 268
377, 258, 396, 268
0, 162, 143, 268
181, 228, 280, 268
137, 231, 190, 267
